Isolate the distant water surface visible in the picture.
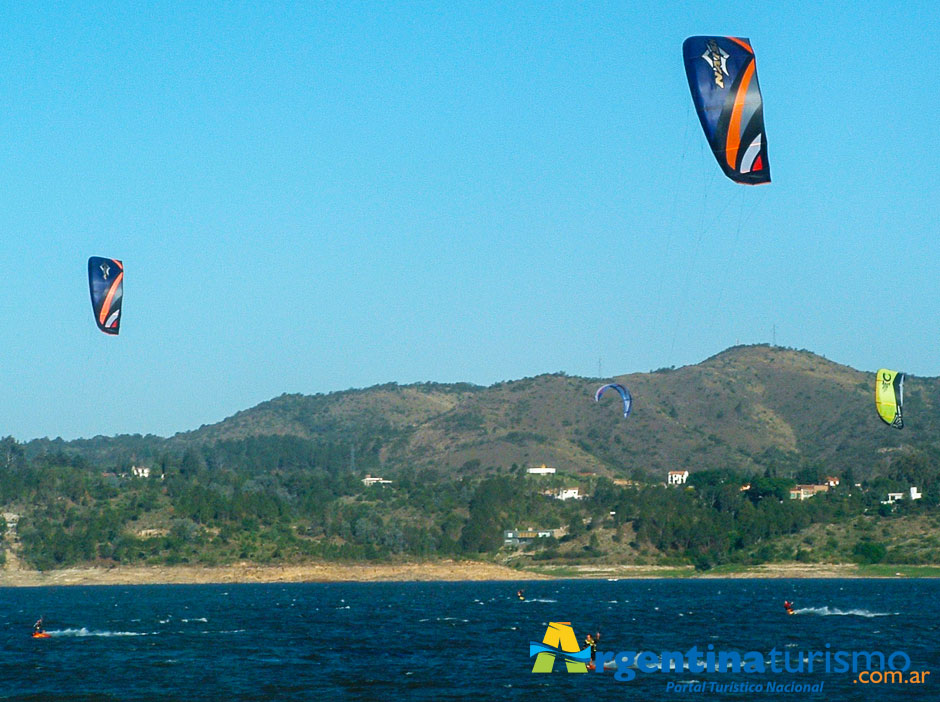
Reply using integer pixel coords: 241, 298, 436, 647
1, 579, 938, 700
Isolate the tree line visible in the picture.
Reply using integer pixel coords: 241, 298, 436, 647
1, 435, 939, 570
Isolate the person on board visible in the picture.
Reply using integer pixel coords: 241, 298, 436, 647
783, 600, 795, 615
33, 616, 44, 634
585, 632, 600, 663
516, 589, 525, 601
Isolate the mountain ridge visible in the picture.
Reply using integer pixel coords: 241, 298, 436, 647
22, 345, 938, 480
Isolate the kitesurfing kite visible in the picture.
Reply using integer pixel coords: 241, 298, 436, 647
683, 36, 770, 185
875, 369, 904, 429
595, 383, 632, 418
88, 256, 123, 335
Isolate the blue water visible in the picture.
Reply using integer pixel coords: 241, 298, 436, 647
1, 579, 938, 700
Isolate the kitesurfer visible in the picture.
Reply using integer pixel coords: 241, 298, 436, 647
33, 616, 44, 634
516, 589, 525, 601
585, 632, 600, 663
783, 601, 794, 615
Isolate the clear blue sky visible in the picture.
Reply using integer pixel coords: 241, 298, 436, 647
1, 1, 937, 440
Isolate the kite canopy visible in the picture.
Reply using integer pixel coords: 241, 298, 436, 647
88, 256, 123, 335
683, 36, 770, 185
595, 383, 632, 418
875, 369, 904, 429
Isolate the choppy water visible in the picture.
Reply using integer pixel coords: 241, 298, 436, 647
1, 578, 938, 700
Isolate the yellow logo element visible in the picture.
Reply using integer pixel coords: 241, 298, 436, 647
531, 622, 589, 673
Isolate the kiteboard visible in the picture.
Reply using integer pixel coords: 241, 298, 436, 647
32, 632, 51, 639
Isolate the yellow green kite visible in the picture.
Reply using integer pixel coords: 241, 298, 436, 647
875, 369, 904, 429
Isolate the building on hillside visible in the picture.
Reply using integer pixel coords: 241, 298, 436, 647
789, 484, 830, 501
881, 485, 924, 505
667, 470, 689, 485
739, 483, 752, 492
881, 487, 922, 505
362, 474, 393, 487
613, 479, 640, 487
130, 465, 151, 478
503, 528, 564, 546
527, 464, 556, 475
825, 476, 840, 487
555, 487, 583, 501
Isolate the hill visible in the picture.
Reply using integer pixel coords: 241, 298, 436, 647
168, 345, 940, 479
20, 345, 940, 480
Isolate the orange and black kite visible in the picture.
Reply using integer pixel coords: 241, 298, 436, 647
88, 256, 123, 335
683, 36, 770, 185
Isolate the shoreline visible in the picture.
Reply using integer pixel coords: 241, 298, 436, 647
2, 560, 938, 587
0, 560, 544, 587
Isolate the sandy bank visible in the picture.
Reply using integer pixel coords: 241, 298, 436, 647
699, 563, 862, 578
1, 560, 931, 587
0, 560, 547, 587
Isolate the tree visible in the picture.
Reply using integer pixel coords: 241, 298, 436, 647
852, 541, 887, 564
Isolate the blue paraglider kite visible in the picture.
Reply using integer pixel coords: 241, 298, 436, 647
595, 383, 632, 418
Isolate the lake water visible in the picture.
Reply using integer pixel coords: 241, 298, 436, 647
1, 578, 938, 700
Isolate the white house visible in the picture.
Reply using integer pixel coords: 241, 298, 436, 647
667, 470, 689, 485
130, 465, 151, 478
555, 487, 582, 501
504, 528, 565, 546
527, 465, 556, 475
362, 474, 393, 486
881, 487, 922, 505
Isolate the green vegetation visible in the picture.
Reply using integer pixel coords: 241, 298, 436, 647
2, 430, 940, 572
855, 564, 940, 578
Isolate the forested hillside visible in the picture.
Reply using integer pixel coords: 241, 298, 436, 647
3, 345, 940, 572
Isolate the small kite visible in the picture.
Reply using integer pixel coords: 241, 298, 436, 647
88, 256, 123, 335
595, 383, 632, 418
875, 369, 904, 429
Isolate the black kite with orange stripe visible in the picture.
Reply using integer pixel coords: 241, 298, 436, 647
683, 36, 770, 185
88, 256, 124, 335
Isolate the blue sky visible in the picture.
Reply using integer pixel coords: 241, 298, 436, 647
1, 2, 938, 440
